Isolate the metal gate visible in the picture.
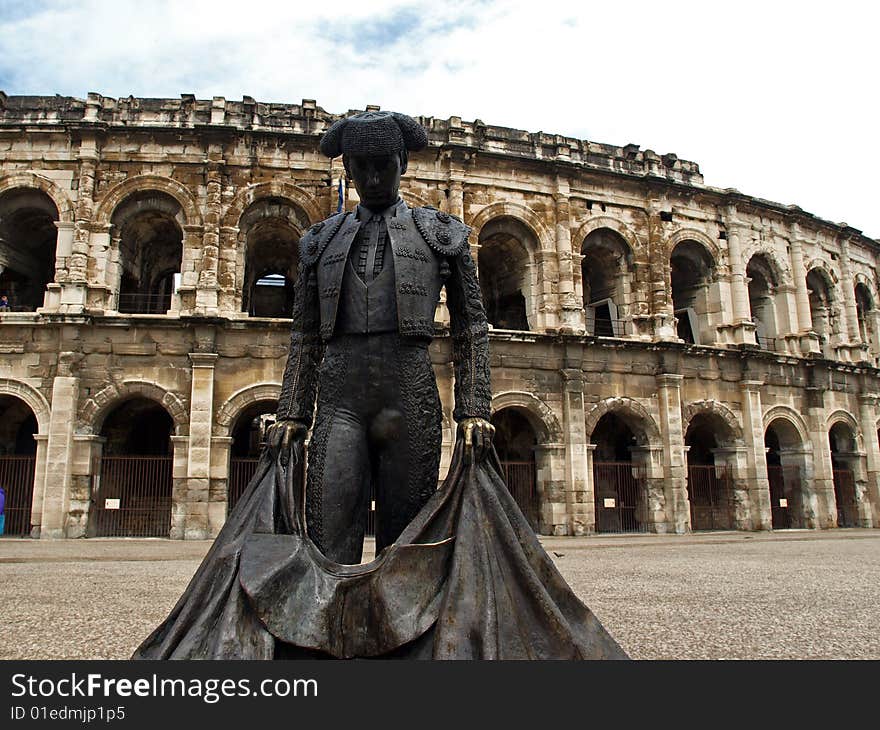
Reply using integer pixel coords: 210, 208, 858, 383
686, 464, 733, 531
228, 457, 259, 515
500, 460, 538, 530
832, 468, 858, 528
593, 461, 647, 533
91, 456, 173, 537
0, 455, 36, 536
767, 465, 800, 529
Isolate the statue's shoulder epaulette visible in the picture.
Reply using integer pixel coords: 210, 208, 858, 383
412, 206, 470, 257
300, 211, 349, 266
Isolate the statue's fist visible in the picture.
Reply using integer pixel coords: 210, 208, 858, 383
266, 419, 308, 463
458, 417, 495, 464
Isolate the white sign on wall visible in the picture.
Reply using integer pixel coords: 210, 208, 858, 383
104, 498, 121, 510
778, 498, 788, 508
603, 498, 616, 509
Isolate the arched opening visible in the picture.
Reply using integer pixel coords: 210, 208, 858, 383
591, 412, 647, 533
670, 240, 716, 345
240, 199, 301, 318
228, 400, 278, 514
581, 228, 632, 337
478, 217, 533, 331
764, 419, 808, 529
685, 413, 737, 531
854, 282, 873, 347
112, 192, 184, 314
0, 395, 38, 536
806, 268, 837, 357
746, 254, 779, 351
491, 408, 539, 530
829, 422, 858, 528
90, 398, 174, 537
0, 188, 59, 311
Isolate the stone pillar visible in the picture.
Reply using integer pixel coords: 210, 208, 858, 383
724, 208, 757, 345
555, 182, 584, 333
740, 380, 772, 530
858, 394, 879, 527
584, 443, 597, 532
839, 238, 864, 361
209, 435, 233, 538
645, 199, 676, 340
42, 221, 76, 312
630, 445, 667, 532
169, 435, 190, 540
535, 443, 567, 535
184, 352, 218, 539
195, 157, 222, 315
29, 434, 48, 537
711, 445, 753, 529
788, 224, 820, 357
655, 374, 688, 532
217, 225, 240, 315
805, 384, 837, 528
40, 353, 80, 538
561, 367, 591, 534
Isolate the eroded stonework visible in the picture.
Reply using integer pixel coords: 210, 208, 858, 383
0, 92, 878, 539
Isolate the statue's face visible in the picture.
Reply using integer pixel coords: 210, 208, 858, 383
344, 153, 404, 211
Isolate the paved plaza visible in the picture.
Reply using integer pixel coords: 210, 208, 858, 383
1, 530, 878, 660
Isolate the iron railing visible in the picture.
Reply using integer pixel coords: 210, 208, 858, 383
0, 455, 36, 536
500, 460, 538, 530
766, 465, 801, 529
832, 468, 858, 527
591, 318, 628, 338
90, 456, 173, 537
593, 461, 648, 533
686, 464, 734, 531
118, 292, 171, 315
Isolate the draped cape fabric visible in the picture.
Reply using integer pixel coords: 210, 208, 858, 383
132, 442, 628, 660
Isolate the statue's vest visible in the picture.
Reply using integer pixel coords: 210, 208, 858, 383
300, 203, 470, 341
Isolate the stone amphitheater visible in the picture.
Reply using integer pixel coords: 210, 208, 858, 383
0, 92, 877, 541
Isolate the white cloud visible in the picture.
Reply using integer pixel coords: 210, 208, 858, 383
1, 0, 878, 236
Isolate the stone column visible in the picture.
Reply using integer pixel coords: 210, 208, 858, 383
805, 382, 836, 528
724, 207, 757, 345
184, 352, 218, 539
535, 443, 567, 535
29, 434, 48, 538
740, 380, 772, 530
645, 199, 676, 340
217, 225, 240, 315
788, 224, 818, 357
555, 181, 584, 333
209, 435, 233, 538
561, 366, 591, 534
39, 352, 80, 538
196, 157, 222, 315
584, 443, 597, 532
655, 373, 689, 533
858, 394, 879, 527
839, 238, 864, 361
169, 435, 190, 540
42, 221, 76, 312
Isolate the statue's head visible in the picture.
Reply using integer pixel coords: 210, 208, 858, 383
320, 111, 428, 211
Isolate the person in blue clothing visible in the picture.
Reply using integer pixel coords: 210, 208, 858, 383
0, 485, 6, 535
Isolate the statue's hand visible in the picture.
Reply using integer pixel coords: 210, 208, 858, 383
266, 419, 308, 465
459, 417, 495, 464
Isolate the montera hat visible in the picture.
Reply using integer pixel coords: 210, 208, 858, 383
319, 110, 428, 158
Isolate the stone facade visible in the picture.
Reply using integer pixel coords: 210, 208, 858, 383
0, 91, 878, 539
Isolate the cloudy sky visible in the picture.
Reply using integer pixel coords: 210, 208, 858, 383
1, 0, 878, 237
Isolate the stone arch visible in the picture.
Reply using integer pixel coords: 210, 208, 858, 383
826, 409, 862, 447
490, 391, 562, 444
584, 397, 661, 447
743, 246, 792, 288
399, 189, 434, 210
94, 175, 203, 228
666, 227, 721, 265
853, 272, 875, 305
220, 181, 322, 230
805, 262, 838, 299
0, 173, 74, 223
573, 216, 643, 256
0, 378, 51, 434
79, 380, 189, 436
468, 201, 551, 250
215, 382, 282, 436
762, 405, 811, 450
682, 400, 745, 445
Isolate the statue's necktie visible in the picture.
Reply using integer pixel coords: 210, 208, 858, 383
363, 214, 382, 284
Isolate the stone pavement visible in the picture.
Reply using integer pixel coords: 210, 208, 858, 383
1, 529, 878, 659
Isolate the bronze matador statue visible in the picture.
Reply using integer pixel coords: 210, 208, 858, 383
267, 110, 494, 565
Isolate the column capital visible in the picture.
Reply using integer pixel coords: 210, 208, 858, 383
188, 352, 219, 368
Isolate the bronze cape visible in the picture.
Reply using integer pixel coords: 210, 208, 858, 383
132, 442, 627, 660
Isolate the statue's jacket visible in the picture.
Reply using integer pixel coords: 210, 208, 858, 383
277, 199, 491, 426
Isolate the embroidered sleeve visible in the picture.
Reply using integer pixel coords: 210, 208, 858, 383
276, 259, 323, 426
445, 243, 492, 422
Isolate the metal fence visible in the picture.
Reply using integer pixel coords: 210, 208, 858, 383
0, 455, 36, 536
766, 465, 801, 529
90, 456, 173, 537
500, 460, 538, 530
686, 464, 734, 531
228, 458, 260, 515
832, 468, 858, 527
593, 461, 648, 533
117, 292, 171, 315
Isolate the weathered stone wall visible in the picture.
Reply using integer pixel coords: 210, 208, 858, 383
0, 92, 878, 538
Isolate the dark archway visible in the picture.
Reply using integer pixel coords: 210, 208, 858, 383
228, 400, 278, 514
854, 282, 873, 348
764, 419, 808, 529
91, 398, 174, 537
0, 395, 38, 536
491, 408, 538, 530
685, 413, 737, 531
240, 199, 300, 318
806, 268, 837, 357
591, 412, 647, 533
582, 228, 632, 337
0, 188, 59, 311
112, 192, 184, 314
478, 217, 534, 331
670, 240, 715, 344
829, 422, 858, 528
746, 254, 779, 351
